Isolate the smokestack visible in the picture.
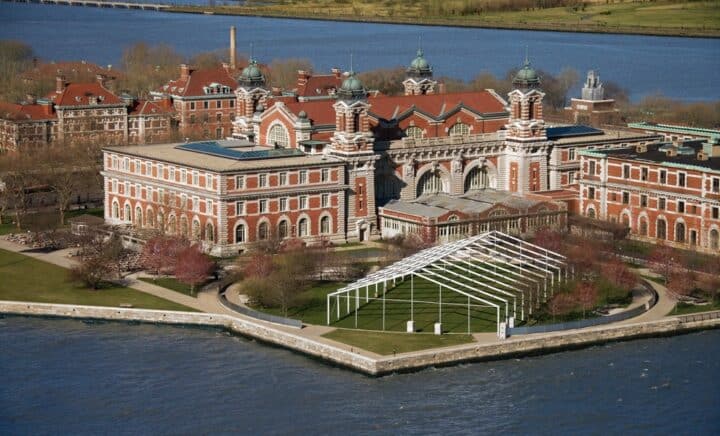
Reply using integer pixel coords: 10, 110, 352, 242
56, 75, 66, 94
230, 26, 237, 70
180, 64, 190, 81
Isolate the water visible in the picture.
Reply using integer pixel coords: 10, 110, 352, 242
1, 316, 719, 434
1, 4, 719, 101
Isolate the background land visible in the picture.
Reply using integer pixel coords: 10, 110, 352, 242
168, 0, 720, 38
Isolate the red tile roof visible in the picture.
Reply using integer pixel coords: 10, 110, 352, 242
47, 82, 123, 107
129, 100, 173, 116
295, 73, 342, 98
0, 101, 55, 121
368, 91, 506, 120
160, 66, 238, 97
21, 61, 120, 81
284, 100, 336, 126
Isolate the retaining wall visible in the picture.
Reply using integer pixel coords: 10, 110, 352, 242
2, 300, 718, 376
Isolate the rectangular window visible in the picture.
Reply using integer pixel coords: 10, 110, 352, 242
713, 207, 719, 220
230, 100, 235, 108
259, 199, 267, 213
158, 164, 164, 178
190, 102, 196, 110
181, 169, 187, 183
216, 113, 222, 122
112, 180, 118, 192
659, 197, 666, 210
678, 172, 686, 187
640, 194, 648, 207
216, 101, 222, 109
678, 200, 685, 214
713, 178, 720, 193
588, 187, 595, 200
299, 196, 308, 210
623, 165, 630, 179
206, 174, 213, 189
321, 193, 330, 208
192, 197, 199, 212
279, 197, 288, 212
279, 172, 287, 186
641, 167, 648, 181
203, 101, 209, 109
235, 175, 245, 189
622, 192, 629, 204
660, 169, 667, 184
207, 199, 213, 214
321, 168, 329, 182
236, 201, 245, 216
192, 171, 199, 186
568, 172, 575, 184
589, 161, 596, 176
258, 174, 267, 187
299, 170, 308, 184
568, 148, 575, 161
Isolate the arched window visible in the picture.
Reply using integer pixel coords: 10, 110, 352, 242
416, 170, 447, 197
205, 222, 214, 242
587, 207, 596, 219
675, 222, 685, 243
180, 217, 189, 237
158, 212, 165, 232
235, 223, 245, 243
657, 219, 667, 240
622, 214, 630, 228
404, 126, 423, 139
146, 211, 154, 229
639, 218, 648, 236
124, 204, 131, 221
192, 219, 201, 240
710, 229, 719, 250
465, 166, 488, 192
449, 122, 469, 136
112, 201, 119, 219
278, 220, 289, 239
168, 215, 176, 235
320, 216, 330, 234
258, 222, 269, 240
268, 124, 289, 148
135, 207, 143, 227
297, 218, 308, 237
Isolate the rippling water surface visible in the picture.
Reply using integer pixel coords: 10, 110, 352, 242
1, 316, 719, 434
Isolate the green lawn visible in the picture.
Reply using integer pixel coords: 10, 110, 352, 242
138, 276, 206, 298
323, 329, 475, 355
670, 301, 720, 316
257, 281, 348, 324
328, 273, 502, 333
0, 208, 104, 235
0, 249, 196, 311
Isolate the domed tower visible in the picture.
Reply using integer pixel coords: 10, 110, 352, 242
232, 58, 269, 142
403, 48, 436, 96
330, 69, 378, 242
331, 70, 373, 153
505, 58, 546, 141
502, 57, 550, 194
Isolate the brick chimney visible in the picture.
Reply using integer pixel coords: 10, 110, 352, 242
180, 64, 190, 81
297, 70, 310, 86
230, 26, 237, 70
271, 87, 282, 96
331, 68, 341, 79
55, 75, 66, 94
40, 100, 53, 116
96, 74, 106, 87
25, 94, 36, 105
437, 82, 446, 94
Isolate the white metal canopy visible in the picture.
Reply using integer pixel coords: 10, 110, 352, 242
326, 231, 568, 337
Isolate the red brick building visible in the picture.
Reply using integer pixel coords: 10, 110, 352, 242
578, 137, 720, 253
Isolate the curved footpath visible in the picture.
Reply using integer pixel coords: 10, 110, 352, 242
1, 236, 719, 375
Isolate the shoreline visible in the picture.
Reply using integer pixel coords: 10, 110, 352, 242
2, 300, 719, 376
163, 7, 720, 39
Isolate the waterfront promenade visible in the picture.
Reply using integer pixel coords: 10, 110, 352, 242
1, 235, 718, 375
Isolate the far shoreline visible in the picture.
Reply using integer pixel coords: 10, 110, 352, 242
164, 7, 720, 40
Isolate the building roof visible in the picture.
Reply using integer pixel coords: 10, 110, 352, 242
0, 101, 54, 121
580, 139, 720, 172
546, 125, 603, 140
21, 60, 120, 82
627, 122, 720, 139
104, 140, 343, 172
381, 190, 547, 219
128, 99, 173, 116
47, 82, 124, 107
367, 90, 507, 121
295, 72, 342, 98
549, 127, 659, 146
284, 100, 336, 126
160, 66, 238, 97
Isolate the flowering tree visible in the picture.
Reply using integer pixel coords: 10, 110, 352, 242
647, 243, 678, 284
140, 235, 189, 276
575, 281, 598, 318
547, 292, 577, 322
601, 257, 637, 290
174, 244, 213, 296
667, 270, 695, 300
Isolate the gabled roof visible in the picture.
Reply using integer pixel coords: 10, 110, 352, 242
47, 82, 123, 107
283, 100, 336, 126
0, 101, 55, 121
295, 73, 342, 98
129, 100, 173, 116
160, 66, 238, 97
367, 91, 507, 121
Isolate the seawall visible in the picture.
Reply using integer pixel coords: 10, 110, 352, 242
2, 300, 718, 376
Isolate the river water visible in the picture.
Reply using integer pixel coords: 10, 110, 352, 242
1, 3, 719, 101
1, 316, 718, 434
